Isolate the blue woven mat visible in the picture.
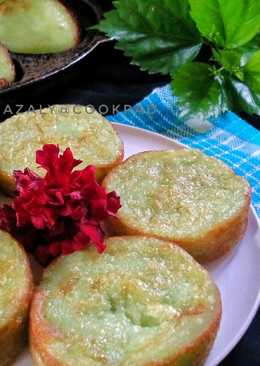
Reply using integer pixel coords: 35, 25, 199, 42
108, 85, 260, 216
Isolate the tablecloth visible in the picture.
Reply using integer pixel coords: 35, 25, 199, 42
109, 84, 260, 216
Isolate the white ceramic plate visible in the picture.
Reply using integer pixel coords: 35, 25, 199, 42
11, 123, 260, 366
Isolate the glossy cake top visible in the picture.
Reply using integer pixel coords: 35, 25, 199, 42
105, 150, 250, 240
0, 230, 30, 327
0, 44, 15, 84
0, 0, 80, 54
0, 105, 122, 181
39, 236, 220, 365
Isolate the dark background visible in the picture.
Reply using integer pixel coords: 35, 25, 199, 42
0, 0, 259, 364
10, 39, 258, 366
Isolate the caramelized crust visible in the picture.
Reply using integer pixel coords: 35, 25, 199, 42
30, 236, 221, 366
0, 105, 124, 193
0, 230, 33, 365
103, 150, 251, 263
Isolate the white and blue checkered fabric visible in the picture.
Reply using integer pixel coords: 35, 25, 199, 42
109, 85, 260, 216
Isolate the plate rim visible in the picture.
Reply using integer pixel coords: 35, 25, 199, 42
12, 121, 260, 366
112, 121, 260, 365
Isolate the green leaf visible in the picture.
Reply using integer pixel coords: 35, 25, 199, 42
243, 33, 260, 51
232, 33, 260, 63
213, 49, 244, 79
95, 0, 202, 74
244, 50, 260, 81
172, 63, 229, 119
213, 48, 256, 81
227, 78, 260, 115
189, 0, 260, 48
226, 51, 260, 114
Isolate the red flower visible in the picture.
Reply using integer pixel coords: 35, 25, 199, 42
0, 204, 16, 232
107, 191, 122, 215
0, 144, 121, 265
36, 144, 82, 191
